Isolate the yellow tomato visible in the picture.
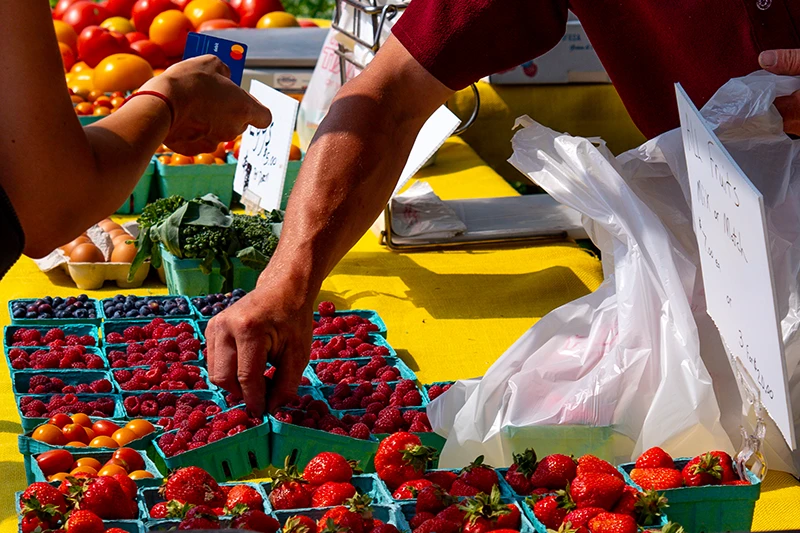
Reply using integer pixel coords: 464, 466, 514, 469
48, 472, 71, 482
71, 61, 92, 74
69, 72, 95, 99
125, 419, 155, 437
111, 427, 138, 446
194, 153, 216, 165
149, 10, 193, 58
100, 16, 136, 34
70, 465, 98, 476
89, 436, 119, 448
53, 20, 78, 52
93, 53, 154, 93
71, 413, 92, 427
256, 11, 299, 28
73, 457, 102, 471
128, 470, 155, 479
98, 464, 128, 477
184, 0, 232, 28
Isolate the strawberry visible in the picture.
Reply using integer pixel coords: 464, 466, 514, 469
632, 490, 669, 526
179, 509, 221, 531
374, 432, 438, 490
635, 447, 675, 469
530, 495, 570, 529
76, 477, 131, 519
225, 484, 264, 511
424, 470, 458, 491
564, 507, 605, 531
462, 516, 493, 533
372, 524, 400, 533
495, 503, 522, 529
437, 504, 467, 525
21, 482, 68, 516
723, 480, 751, 486
458, 456, 499, 494
164, 466, 226, 507
576, 456, 623, 480
230, 509, 281, 533
65, 510, 104, 533
312, 482, 357, 507
304, 452, 355, 485
505, 448, 537, 495
709, 451, 738, 483
630, 468, 683, 490
530, 454, 578, 490
681, 453, 722, 487
410, 512, 437, 529
416, 485, 456, 514
317, 495, 373, 533
284, 515, 319, 533
569, 474, 625, 510
150, 501, 170, 518
413, 518, 460, 533
112, 473, 138, 501
462, 486, 521, 531
393, 479, 434, 500
587, 512, 638, 533
21, 514, 55, 533
269, 463, 312, 510
449, 479, 481, 496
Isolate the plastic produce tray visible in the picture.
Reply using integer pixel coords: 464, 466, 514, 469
422, 381, 455, 403
160, 247, 261, 296
308, 356, 417, 386
101, 318, 200, 345
155, 153, 237, 207
4, 345, 108, 372
8, 298, 102, 326
18, 417, 161, 456
618, 459, 761, 533
385, 468, 516, 503
4, 324, 99, 348
399, 499, 534, 533
15, 493, 145, 533
24, 448, 162, 487
313, 310, 388, 338
16, 393, 125, 433
100, 295, 194, 321
262, 473, 392, 508
274, 503, 405, 530
12, 369, 117, 396
139, 481, 270, 521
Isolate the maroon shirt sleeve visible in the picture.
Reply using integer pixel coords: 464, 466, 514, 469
392, 0, 569, 91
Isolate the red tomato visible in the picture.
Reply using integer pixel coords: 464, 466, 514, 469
62, 423, 90, 444
131, 0, 176, 33
227, 0, 243, 12
104, 0, 138, 17
48, 413, 74, 429
298, 19, 318, 27
196, 18, 238, 31
91, 419, 121, 438
129, 39, 168, 68
36, 450, 75, 477
125, 31, 149, 44
78, 26, 132, 68
172, 0, 192, 8
53, 0, 83, 20
63, 1, 111, 33
112, 447, 145, 472
236, 0, 284, 27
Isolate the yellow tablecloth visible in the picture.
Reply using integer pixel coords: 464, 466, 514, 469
0, 137, 795, 531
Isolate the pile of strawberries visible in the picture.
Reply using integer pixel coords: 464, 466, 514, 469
122, 391, 221, 421
113, 362, 208, 391
150, 466, 279, 533
410, 486, 521, 533
23, 375, 112, 395
20, 394, 116, 419
313, 302, 382, 337
314, 357, 403, 385
105, 318, 195, 344
267, 451, 361, 509
106, 336, 203, 367
8, 346, 105, 371
283, 496, 399, 533
157, 408, 262, 456
325, 381, 423, 410
390, 458, 501, 499
426, 383, 453, 401
310, 335, 392, 360
629, 447, 750, 489
10, 328, 96, 348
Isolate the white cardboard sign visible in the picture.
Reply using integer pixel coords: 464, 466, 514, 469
234, 80, 300, 211
676, 84, 795, 448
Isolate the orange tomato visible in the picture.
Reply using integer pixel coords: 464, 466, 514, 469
125, 419, 155, 437
48, 472, 71, 482
65, 441, 87, 447
70, 465, 98, 476
62, 423, 89, 444
289, 144, 302, 161
83, 427, 96, 441
156, 143, 169, 153
71, 61, 92, 74
48, 414, 74, 429
149, 10, 193, 58
214, 157, 225, 164
110, 96, 126, 108
93, 53, 154, 93
193, 153, 216, 165
75, 102, 94, 115
128, 470, 155, 479
71, 95, 85, 104
73, 457, 102, 471
111, 427, 138, 446
94, 96, 112, 107
33, 425, 67, 446
36, 450, 74, 476
93, 106, 111, 116
92, 419, 120, 437
87, 89, 105, 102
233, 139, 241, 159
71, 413, 92, 427
54, 20, 79, 51
89, 436, 119, 448
100, 16, 136, 34
170, 154, 193, 165
158, 155, 171, 165
212, 142, 227, 158
184, 0, 232, 27
256, 11, 299, 28
98, 464, 128, 477
59, 42, 76, 72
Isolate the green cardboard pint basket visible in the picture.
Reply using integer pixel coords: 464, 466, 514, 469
159, 246, 262, 296
155, 153, 236, 207
116, 158, 156, 214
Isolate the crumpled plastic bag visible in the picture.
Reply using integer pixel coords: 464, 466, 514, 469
391, 182, 466, 238
429, 71, 800, 474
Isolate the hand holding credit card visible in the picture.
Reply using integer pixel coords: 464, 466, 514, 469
183, 32, 247, 86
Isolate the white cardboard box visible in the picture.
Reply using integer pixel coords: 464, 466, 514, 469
485, 20, 609, 85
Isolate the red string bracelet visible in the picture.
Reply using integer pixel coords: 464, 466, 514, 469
121, 90, 175, 126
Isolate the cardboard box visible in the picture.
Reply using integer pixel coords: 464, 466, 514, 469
486, 20, 609, 85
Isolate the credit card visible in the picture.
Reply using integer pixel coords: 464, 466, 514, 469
183, 32, 247, 86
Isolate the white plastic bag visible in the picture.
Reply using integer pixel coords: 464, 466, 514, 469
430, 71, 800, 473
391, 182, 467, 238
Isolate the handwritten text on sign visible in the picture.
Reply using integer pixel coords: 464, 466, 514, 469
676, 84, 795, 448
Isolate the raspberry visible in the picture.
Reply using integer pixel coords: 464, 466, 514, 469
273, 410, 293, 424
85, 356, 103, 369
163, 326, 180, 338
409, 421, 430, 433
180, 339, 202, 353
208, 430, 226, 443
332, 317, 348, 332
176, 429, 193, 442
140, 399, 159, 417
366, 402, 384, 415
318, 301, 336, 317
21, 330, 42, 344
123, 327, 143, 342
74, 384, 90, 394
329, 427, 347, 436
403, 390, 422, 406
187, 411, 207, 431
402, 410, 419, 425
43, 328, 65, 343
11, 359, 29, 369
160, 406, 176, 417
192, 428, 212, 443
90, 380, 112, 393
113, 369, 132, 382
205, 405, 222, 416
176, 322, 194, 334
107, 332, 125, 344
160, 340, 179, 353
349, 423, 371, 440
79, 335, 96, 346
427, 385, 444, 400
157, 418, 174, 430
227, 424, 247, 436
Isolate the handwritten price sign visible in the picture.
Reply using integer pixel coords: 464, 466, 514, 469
676, 84, 795, 447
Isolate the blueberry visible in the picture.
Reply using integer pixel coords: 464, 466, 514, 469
113, 311, 123, 318
43, 296, 53, 304
74, 301, 85, 310
55, 311, 64, 318
38, 304, 53, 314
139, 307, 152, 316
114, 295, 125, 303
125, 310, 138, 317
53, 297, 64, 307
75, 309, 87, 318
168, 308, 180, 316
123, 302, 134, 311
65, 297, 77, 306
25, 311, 37, 319
78, 294, 88, 303
88, 311, 96, 318
27, 304, 38, 313
65, 304, 76, 313
149, 301, 160, 310
201, 306, 212, 316
13, 309, 25, 318
232, 289, 246, 298
62, 310, 73, 318
178, 305, 189, 314
231, 296, 241, 304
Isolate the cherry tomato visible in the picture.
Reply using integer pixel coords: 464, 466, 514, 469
194, 153, 216, 165
53, 0, 83, 19
236, 0, 284, 27
75, 102, 95, 115
84, 427, 96, 441
233, 139, 241, 159
105, 0, 139, 17
214, 157, 225, 164
90, 436, 120, 448
128, 470, 155, 479
93, 53, 154, 93
111, 96, 127, 108
48, 472, 71, 483
256, 11, 298, 28
112, 447, 145, 472
149, 10, 193, 58
36, 450, 74, 476
48, 414, 74, 429
71, 95, 85, 104
170, 154, 193, 165
289, 144, 302, 161
65, 441, 87, 447
158, 155, 172, 165
131, 0, 176, 33
100, 16, 136, 34
71, 413, 92, 427
94, 106, 111, 116
298, 19, 318, 28
73, 457, 102, 471
92, 420, 121, 438
98, 464, 128, 477
196, 18, 239, 31
63, 1, 111, 33
78, 25, 132, 68
184, 0, 233, 28
59, 42, 76, 71
33, 425, 67, 446
130, 39, 168, 69
70, 465, 98, 476
62, 423, 89, 444
172, 0, 192, 8
111, 91, 127, 98
111, 427, 138, 446
125, 419, 155, 437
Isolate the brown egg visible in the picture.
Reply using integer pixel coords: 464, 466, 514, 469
61, 236, 91, 256
97, 219, 118, 232
112, 233, 132, 246
107, 228, 127, 239
110, 241, 136, 263
70, 243, 105, 263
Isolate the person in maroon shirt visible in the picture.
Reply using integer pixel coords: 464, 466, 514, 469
206, 0, 800, 414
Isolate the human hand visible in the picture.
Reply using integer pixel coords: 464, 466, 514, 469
140, 55, 272, 155
205, 269, 315, 416
759, 49, 800, 135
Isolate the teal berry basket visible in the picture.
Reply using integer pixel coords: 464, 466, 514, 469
4, 323, 99, 348
159, 247, 262, 297
12, 369, 117, 396
313, 310, 388, 338
308, 356, 418, 387
262, 473, 392, 509
422, 381, 455, 404
139, 481, 271, 522
111, 365, 216, 393
16, 393, 124, 433
151, 408, 270, 482
18, 417, 162, 456
100, 294, 194, 322
9, 298, 102, 326
116, 158, 156, 214
310, 334, 398, 361
24, 448, 162, 487
273, 503, 405, 530
155, 152, 237, 207
384, 468, 515, 503
618, 459, 761, 533
318, 382, 428, 414
15, 492, 145, 533
120, 390, 225, 420
5, 345, 109, 372
398, 499, 534, 533
104, 343, 206, 368
101, 318, 201, 345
